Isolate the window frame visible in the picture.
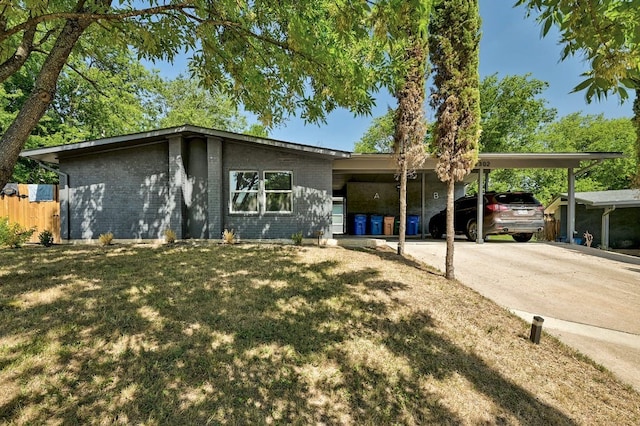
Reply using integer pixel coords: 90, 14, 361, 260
263, 170, 293, 214
229, 170, 260, 214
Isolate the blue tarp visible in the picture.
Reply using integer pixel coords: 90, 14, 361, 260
27, 184, 55, 202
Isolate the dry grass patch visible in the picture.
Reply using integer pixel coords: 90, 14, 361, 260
0, 243, 639, 424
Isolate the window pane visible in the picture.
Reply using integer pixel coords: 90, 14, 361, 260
266, 193, 292, 212
230, 171, 259, 192
264, 172, 292, 190
231, 192, 258, 212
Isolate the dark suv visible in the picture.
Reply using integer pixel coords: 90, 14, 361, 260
428, 192, 545, 242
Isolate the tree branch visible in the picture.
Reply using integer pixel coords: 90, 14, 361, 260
0, 25, 36, 83
0, 3, 197, 43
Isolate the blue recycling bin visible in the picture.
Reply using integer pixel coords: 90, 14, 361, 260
353, 214, 367, 235
369, 215, 383, 235
407, 215, 420, 235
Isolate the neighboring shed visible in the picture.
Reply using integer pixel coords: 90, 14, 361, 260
20, 125, 347, 242
546, 189, 640, 249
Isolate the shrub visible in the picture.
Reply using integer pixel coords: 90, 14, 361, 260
164, 229, 177, 244
222, 229, 236, 244
0, 217, 35, 248
38, 230, 54, 247
291, 231, 304, 246
98, 232, 114, 246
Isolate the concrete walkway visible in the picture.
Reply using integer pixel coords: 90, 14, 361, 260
386, 239, 640, 392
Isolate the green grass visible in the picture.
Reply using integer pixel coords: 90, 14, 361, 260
1, 243, 639, 424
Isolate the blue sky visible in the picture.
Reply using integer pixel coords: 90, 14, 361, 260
153, 1, 633, 152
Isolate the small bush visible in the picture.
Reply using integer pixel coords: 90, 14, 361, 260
38, 230, 54, 247
98, 232, 114, 246
164, 229, 177, 244
0, 217, 35, 248
291, 231, 304, 246
222, 229, 237, 244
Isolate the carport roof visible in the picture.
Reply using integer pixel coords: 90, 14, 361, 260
333, 152, 624, 172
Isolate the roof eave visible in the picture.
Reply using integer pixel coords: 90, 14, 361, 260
20, 125, 351, 164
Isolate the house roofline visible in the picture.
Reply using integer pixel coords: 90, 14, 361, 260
20, 124, 352, 164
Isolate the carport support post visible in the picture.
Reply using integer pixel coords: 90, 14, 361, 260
567, 168, 576, 244
601, 206, 615, 250
476, 166, 484, 243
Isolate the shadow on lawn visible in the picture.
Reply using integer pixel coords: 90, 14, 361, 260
0, 244, 575, 424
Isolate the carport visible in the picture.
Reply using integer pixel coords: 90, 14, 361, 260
333, 152, 624, 243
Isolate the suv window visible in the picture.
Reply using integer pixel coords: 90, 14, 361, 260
494, 193, 539, 204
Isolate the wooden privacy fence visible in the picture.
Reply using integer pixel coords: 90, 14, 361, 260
0, 184, 60, 243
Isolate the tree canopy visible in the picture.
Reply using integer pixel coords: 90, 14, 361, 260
480, 73, 556, 152
516, 0, 640, 101
0, 0, 382, 188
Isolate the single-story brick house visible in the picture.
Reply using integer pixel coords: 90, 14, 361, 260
20, 125, 348, 241
20, 125, 624, 243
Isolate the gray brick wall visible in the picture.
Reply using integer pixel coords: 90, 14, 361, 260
59, 135, 334, 241
61, 142, 170, 240
222, 141, 333, 239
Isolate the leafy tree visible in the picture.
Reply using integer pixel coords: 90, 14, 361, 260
515, 0, 640, 184
0, 0, 380, 188
158, 75, 251, 132
354, 108, 396, 153
371, 0, 432, 256
429, 0, 481, 279
480, 73, 556, 152
3, 47, 163, 182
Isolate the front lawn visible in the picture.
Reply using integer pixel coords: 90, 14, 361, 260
1, 243, 638, 424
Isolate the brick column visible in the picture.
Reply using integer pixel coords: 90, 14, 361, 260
207, 136, 223, 240
168, 136, 185, 238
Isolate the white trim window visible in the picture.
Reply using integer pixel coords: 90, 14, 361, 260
229, 171, 259, 213
264, 171, 293, 213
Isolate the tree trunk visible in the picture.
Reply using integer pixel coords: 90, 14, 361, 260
633, 88, 640, 188
398, 153, 407, 256
445, 176, 455, 279
0, 6, 103, 188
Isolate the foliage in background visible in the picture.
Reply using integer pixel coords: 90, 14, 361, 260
354, 108, 397, 153
429, 0, 481, 279
3, 51, 269, 183
0, 217, 35, 248
479, 73, 557, 152
157, 75, 262, 134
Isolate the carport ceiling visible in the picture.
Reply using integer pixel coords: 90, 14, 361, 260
333, 152, 625, 173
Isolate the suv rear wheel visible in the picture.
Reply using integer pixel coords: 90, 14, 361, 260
465, 219, 477, 242
512, 233, 533, 242
429, 221, 443, 239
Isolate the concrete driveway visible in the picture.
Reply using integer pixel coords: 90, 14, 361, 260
387, 239, 640, 392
